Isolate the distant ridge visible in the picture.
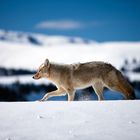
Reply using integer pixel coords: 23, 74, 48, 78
0, 29, 95, 46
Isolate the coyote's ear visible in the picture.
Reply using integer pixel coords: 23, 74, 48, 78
44, 59, 50, 67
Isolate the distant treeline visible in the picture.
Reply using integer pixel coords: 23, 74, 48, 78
0, 82, 92, 101
121, 59, 140, 72
0, 67, 36, 76
121, 65, 140, 73
0, 82, 57, 101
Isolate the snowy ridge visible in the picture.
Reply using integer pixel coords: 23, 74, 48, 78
0, 101, 140, 140
0, 29, 95, 46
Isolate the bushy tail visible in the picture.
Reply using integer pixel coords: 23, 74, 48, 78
117, 71, 136, 100
130, 90, 136, 100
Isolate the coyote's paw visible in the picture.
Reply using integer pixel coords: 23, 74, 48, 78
39, 99, 44, 102
34, 100, 40, 102
38, 98, 47, 102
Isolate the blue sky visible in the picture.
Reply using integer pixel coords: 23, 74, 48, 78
0, 0, 140, 41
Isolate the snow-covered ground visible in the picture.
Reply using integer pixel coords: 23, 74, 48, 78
0, 101, 140, 140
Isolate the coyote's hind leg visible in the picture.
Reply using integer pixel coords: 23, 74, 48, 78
65, 88, 75, 101
92, 82, 104, 101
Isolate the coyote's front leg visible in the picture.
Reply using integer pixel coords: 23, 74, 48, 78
40, 88, 65, 101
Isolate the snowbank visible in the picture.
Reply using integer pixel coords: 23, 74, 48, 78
0, 34, 140, 70
0, 101, 140, 140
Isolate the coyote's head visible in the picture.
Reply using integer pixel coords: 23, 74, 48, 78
33, 59, 50, 79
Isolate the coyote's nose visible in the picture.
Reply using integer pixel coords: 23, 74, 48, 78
32, 76, 35, 79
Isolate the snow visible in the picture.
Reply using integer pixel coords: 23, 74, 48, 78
0, 75, 50, 85
1, 41, 140, 82
1, 30, 140, 82
0, 29, 94, 46
0, 101, 140, 140
0, 30, 140, 70
0, 30, 140, 139
0, 40, 140, 70
125, 72, 140, 82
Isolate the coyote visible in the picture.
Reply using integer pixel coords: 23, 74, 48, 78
33, 59, 135, 101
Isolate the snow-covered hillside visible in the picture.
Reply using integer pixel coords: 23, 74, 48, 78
0, 29, 140, 85
0, 29, 94, 46
0, 29, 140, 70
0, 101, 140, 140
0, 36, 140, 70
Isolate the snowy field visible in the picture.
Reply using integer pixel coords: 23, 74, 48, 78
0, 41, 140, 70
0, 36, 140, 84
0, 30, 140, 70
0, 101, 140, 140
0, 30, 140, 87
